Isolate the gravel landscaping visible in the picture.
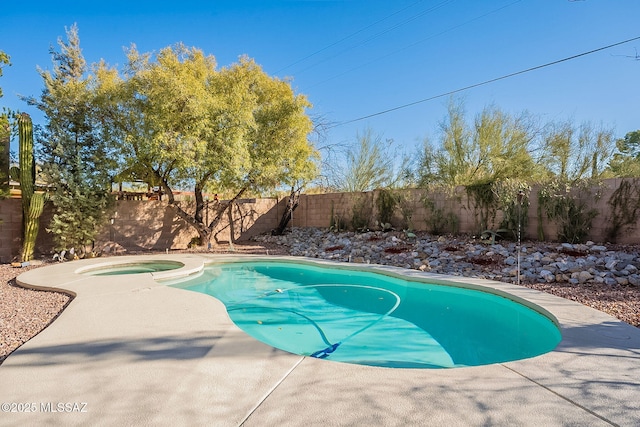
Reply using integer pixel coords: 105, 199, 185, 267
1, 229, 639, 364
0, 263, 72, 365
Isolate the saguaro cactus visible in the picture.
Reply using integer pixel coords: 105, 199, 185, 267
18, 113, 44, 261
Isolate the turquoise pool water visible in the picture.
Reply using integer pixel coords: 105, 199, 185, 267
168, 261, 562, 368
81, 261, 184, 276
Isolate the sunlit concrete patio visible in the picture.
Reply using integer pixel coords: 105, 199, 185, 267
0, 254, 638, 426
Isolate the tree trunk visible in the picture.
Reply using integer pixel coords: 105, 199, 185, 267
227, 199, 235, 251
273, 186, 301, 235
194, 184, 205, 224
167, 186, 248, 250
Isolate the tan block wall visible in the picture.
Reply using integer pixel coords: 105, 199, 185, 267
291, 192, 359, 229
288, 180, 640, 244
96, 198, 281, 251
2, 178, 640, 261
97, 201, 194, 251
0, 199, 21, 263
0, 198, 280, 260
0, 199, 55, 262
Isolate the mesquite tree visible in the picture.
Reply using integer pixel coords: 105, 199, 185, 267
97, 45, 317, 247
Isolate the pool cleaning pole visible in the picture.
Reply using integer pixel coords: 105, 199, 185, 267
517, 190, 524, 286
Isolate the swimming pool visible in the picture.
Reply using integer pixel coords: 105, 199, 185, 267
168, 260, 562, 368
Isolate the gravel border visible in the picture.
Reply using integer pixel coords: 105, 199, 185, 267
0, 263, 72, 365
1, 240, 638, 365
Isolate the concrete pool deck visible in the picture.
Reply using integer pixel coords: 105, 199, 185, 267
0, 254, 639, 426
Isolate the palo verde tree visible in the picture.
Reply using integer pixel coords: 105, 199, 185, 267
328, 128, 402, 192
534, 121, 615, 243
417, 100, 539, 235
538, 120, 616, 181
98, 45, 317, 247
26, 24, 115, 255
418, 99, 473, 187
323, 127, 410, 232
418, 100, 541, 187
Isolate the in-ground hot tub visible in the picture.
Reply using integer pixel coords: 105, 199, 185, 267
78, 260, 185, 276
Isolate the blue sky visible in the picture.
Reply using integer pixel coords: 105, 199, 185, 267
2, 0, 639, 157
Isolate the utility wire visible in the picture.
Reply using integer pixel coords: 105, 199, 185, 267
308, 0, 522, 89
275, 0, 438, 75
291, 0, 454, 76
329, 35, 640, 128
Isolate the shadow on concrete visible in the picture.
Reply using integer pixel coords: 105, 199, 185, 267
2, 333, 221, 367
558, 319, 640, 351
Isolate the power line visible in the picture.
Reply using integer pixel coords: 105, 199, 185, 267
290, 0, 454, 77
275, 0, 446, 75
308, 0, 522, 90
329, 35, 640, 128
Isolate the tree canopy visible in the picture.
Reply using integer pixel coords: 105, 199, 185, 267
418, 100, 542, 187
414, 98, 623, 189
328, 128, 403, 192
95, 43, 317, 245
609, 130, 640, 177
0, 50, 10, 99
17, 25, 317, 250
538, 120, 615, 182
616, 130, 640, 158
